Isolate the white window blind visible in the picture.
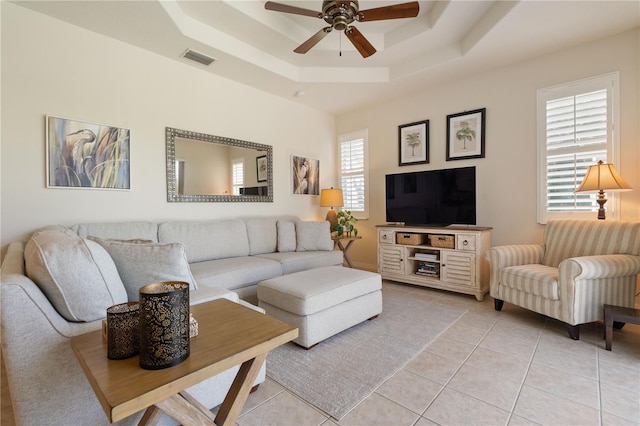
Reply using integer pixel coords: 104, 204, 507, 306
339, 129, 369, 219
232, 159, 243, 195
537, 72, 619, 223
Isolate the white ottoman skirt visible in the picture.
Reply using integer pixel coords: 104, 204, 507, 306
257, 266, 382, 348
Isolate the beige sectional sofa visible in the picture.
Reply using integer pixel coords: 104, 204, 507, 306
0, 216, 342, 425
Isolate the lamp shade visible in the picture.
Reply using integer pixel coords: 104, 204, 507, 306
576, 161, 632, 193
320, 188, 344, 208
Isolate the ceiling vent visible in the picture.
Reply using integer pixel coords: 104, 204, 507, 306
181, 49, 215, 66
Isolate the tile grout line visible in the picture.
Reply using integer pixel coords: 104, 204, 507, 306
417, 308, 500, 423
504, 317, 547, 425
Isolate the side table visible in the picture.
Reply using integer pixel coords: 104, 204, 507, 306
332, 235, 362, 268
604, 304, 640, 351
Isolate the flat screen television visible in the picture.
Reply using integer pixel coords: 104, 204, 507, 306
385, 166, 476, 226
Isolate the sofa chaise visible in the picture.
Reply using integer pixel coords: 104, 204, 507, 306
1, 216, 342, 425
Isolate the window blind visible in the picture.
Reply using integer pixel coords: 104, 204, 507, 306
340, 138, 365, 212
545, 89, 607, 212
232, 160, 243, 195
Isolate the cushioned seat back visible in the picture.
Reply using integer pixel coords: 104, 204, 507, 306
243, 216, 298, 255
72, 222, 159, 242
542, 220, 640, 267
158, 220, 250, 263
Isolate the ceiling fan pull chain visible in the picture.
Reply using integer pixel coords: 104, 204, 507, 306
339, 32, 342, 57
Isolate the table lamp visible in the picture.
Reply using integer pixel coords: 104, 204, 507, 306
575, 160, 632, 220
320, 187, 344, 230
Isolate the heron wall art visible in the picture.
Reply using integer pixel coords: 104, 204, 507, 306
47, 116, 130, 189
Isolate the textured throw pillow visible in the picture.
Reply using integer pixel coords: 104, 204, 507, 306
89, 237, 198, 302
277, 221, 297, 252
24, 226, 128, 322
295, 221, 333, 252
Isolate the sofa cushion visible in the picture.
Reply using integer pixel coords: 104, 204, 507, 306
500, 264, 559, 300
24, 226, 128, 322
277, 221, 296, 252
295, 221, 333, 251
256, 250, 344, 275
158, 220, 249, 263
245, 218, 278, 255
90, 237, 197, 302
72, 221, 159, 242
189, 256, 282, 290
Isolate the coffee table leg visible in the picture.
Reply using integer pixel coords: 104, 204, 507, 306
139, 406, 164, 425
215, 352, 268, 426
153, 393, 215, 425
605, 309, 614, 351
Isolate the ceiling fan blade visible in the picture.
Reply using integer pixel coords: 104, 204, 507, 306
358, 1, 420, 22
264, 1, 323, 18
294, 27, 332, 54
345, 26, 376, 58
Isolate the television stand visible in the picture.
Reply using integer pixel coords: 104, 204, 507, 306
377, 224, 492, 301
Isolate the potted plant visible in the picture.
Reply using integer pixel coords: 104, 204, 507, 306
333, 210, 358, 237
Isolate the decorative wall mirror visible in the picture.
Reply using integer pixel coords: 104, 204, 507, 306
166, 127, 273, 202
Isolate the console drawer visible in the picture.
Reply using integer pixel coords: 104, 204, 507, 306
379, 230, 395, 244
456, 234, 476, 251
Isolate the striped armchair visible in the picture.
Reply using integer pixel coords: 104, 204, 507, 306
488, 220, 640, 339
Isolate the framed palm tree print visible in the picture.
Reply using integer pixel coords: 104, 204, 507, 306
446, 108, 485, 161
398, 120, 429, 166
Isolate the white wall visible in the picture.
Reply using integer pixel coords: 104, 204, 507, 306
0, 3, 336, 255
337, 29, 640, 271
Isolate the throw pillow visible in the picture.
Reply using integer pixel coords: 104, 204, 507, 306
89, 237, 198, 302
24, 226, 128, 322
295, 221, 334, 252
277, 221, 297, 252
245, 218, 278, 255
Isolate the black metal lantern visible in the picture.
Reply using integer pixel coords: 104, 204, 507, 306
138, 281, 190, 370
106, 302, 139, 360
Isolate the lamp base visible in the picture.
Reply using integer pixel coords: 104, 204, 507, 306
596, 190, 607, 220
326, 209, 338, 232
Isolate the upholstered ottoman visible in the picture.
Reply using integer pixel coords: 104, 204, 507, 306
257, 266, 382, 348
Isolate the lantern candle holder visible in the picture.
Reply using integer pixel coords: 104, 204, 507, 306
106, 302, 140, 360
138, 281, 190, 370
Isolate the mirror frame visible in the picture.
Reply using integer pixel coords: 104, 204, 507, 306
166, 127, 273, 202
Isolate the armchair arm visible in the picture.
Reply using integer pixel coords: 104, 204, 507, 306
487, 244, 545, 296
486, 244, 545, 269
559, 254, 640, 280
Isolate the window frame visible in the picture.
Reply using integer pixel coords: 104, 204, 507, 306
536, 72, 620, 223
338, 129, 369, 220
231, 158, 244, 195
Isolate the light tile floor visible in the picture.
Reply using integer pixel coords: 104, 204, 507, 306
231, 281, 640, 426
2, 281, 638, 426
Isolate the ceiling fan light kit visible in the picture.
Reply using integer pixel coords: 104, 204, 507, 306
265, 0, 420, 58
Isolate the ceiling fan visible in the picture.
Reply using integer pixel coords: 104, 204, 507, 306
265, 1, 420, 58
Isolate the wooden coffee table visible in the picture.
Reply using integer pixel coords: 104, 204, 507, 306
71, 298, 297, 425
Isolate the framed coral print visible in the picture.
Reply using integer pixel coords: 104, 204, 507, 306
398, 120, 429, 166
46, 116, 130, 189
256, 155, 267, 182
446, 108, 485, 161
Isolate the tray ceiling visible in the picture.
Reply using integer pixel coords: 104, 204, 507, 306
13, 1, 640, 114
